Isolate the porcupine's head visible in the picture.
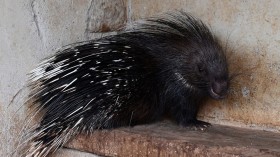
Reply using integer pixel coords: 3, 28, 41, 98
180, 37, 229, 100
139, 11, 229, 99
170, 12, 229, 99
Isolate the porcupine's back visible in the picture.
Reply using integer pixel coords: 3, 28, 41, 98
22, 11, 227, 157
32, 39, 161, 126
25, 38, 164, 156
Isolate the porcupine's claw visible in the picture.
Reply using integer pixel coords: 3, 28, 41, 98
181, 120, 211, 131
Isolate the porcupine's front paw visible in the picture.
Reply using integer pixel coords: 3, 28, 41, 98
180, 119, 211, 131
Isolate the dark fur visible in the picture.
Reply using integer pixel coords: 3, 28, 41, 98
24, 12, 229, 156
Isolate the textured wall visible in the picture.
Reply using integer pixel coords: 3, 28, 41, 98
1, 0, 94, 156
1, 0, 280, 156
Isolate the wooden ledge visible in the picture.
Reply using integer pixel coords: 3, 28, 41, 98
65, 121, 280, 157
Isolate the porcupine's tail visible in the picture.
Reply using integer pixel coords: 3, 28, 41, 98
22, 122, 79, 157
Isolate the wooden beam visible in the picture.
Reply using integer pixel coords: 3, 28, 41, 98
65, 121, 280, 157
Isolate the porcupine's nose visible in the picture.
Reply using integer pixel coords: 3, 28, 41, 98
210, 80, 228, 99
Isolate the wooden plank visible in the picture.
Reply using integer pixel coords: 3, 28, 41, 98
65, 121, 280, 157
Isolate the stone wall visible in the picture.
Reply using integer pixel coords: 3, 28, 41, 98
1, 0, 280, 156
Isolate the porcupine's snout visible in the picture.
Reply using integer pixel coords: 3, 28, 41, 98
209, 79, 228, 99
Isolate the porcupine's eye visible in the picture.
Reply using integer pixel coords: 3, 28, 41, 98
198, 67, 204, 72
197, 64, 206, 74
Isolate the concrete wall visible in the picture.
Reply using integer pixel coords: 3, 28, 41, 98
1, 0, 280, 156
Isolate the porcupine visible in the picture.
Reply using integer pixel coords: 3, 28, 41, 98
23, 11, 229, 156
